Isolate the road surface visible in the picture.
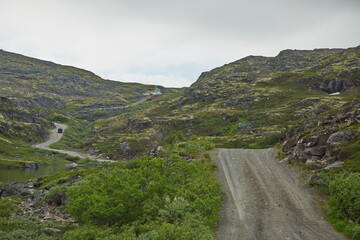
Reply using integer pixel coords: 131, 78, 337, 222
33, 123, 113, 162
215, 148, 346, 240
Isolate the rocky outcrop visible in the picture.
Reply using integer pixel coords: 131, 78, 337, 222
319, 79, 349, 93
282, 109, 359, 168
0, 181, 36, 198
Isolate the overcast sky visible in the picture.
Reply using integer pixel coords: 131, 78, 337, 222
0, 0, 359, 87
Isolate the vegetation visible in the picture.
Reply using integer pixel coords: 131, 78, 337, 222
311, 172, 360, 239
49, 120, 92, 151
66, 154, 223, 238
0, 198, 20, 218
0, 140, 70, 167
158, 139, 215, 158
1, 46, 359, 239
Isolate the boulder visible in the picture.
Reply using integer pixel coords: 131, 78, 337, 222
327, 131, 354, 146
0, 182, 36, 198
324, 161, 345, 170
304, 146, 327, 156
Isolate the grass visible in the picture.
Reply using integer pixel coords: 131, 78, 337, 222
0, 139, 70, 167
35, 168, 102, 189
49, 120, 92, 151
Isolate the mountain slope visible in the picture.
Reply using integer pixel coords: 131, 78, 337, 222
0, 49, 164, 113
88, 46, 360, 161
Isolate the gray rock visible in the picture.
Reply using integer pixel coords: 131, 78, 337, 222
39, 228, 62, 236
279, 157, 290, 164
319, 79, 349, 93
237, 121, 254, 130
22, 162, 40, 169
304, 146, 327, 156
309, 174, 320, 185
0, 182, 36, 198
324, 161, 345, 170
327, 131, 354, 146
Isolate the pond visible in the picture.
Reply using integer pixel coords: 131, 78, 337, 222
0, 164, 97, 184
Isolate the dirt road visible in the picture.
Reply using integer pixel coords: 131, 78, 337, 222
33, 123, 113, 162
215, 148, 346, 240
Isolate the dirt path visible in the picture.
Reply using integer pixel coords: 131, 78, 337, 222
32, 123, 114, 162
215, 148, 346, 240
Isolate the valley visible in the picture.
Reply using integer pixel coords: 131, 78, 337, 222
0, 46, 359, 239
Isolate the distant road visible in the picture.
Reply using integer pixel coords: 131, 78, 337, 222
33, 123, 114, 162
215, 148, 346, 240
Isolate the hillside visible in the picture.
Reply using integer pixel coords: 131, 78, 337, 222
0, 50, 180, 137
88, 46, 360, 163
0, 50, 178, 168
0, 46, 359, 239
0, 50, 169, 116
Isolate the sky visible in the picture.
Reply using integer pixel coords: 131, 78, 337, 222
0, 0, 359, 87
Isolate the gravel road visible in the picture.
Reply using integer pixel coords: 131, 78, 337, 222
32, 123, 113, 162
215, 148, 346, 240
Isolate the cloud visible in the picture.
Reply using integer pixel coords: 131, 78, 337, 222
0, 0, 359, 87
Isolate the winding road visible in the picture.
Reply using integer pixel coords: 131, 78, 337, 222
215, 148, 346, 240
32, 123, 114, 162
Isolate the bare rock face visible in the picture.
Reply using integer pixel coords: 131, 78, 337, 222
319, 80, 349, 93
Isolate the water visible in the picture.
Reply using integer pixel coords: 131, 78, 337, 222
0, 164, 97, 184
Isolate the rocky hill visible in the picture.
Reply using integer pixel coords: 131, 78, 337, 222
87, 46, 360, 167
1, 47, 359, 169
0, 50, 164, 114
0, 50, 176, 144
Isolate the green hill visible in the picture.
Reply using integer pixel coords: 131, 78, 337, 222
88, 46, 359, 161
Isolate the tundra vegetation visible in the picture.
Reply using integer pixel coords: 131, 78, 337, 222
0, 140, 223, 239
0, 47, 359, 239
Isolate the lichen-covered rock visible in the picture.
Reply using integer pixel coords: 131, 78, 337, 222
327, 131, 355, 146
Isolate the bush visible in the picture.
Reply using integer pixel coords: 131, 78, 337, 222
329, 172, 360, 223
159, 139, 215, 158
63, 225, 115, 240
251, 132, 284, 149
276, 151, 285, 159
43, 185, 67, 206
66, 155, 224, 236
0, 198, 20, 217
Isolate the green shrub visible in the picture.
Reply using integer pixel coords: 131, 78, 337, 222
0, 198, 20, 217
163, 132, 185, 145
63, 225, 115, 240
43, 185, 67, 206
276, 151, 285, 159
328, 172, 360, 223
45, 114, 70, 124
159, 139, 215, 158
66, 155, 223, 236
251, 132, 284, 149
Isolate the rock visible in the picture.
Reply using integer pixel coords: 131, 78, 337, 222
66, 162, 78, 167
282, 139, 297, 152
279, 157, 290, 164
237, 121, 254, 130
304, 146, 326, 156
309, 174, 320, 185
39, 228, 62, 237
22, 162, 40, 169
327, 131, 354, 146
0, 181, 36, 198
324, 161, 345, 170
43, 212, 53, 220
319, 79, 349, 94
